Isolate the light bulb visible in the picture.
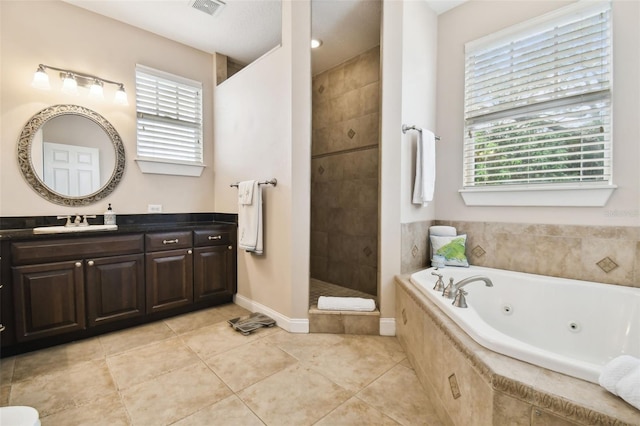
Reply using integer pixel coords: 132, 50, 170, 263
311, 39, 323, 49
31, 67, 51, 90
89, 80, 104, 99
61, 73, 78, 95
114, 85, 128, 106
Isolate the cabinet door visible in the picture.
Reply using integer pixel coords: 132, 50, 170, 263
12, 260, 85, 342
86, 254, 145, 326
193, 245, 235, 301
146, 249, 193, 313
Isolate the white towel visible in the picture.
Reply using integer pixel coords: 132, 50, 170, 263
317, 296, 376, 312
599, 355, 640, 409
616, 366, 640, 410
238, 180, 263, 255
412, 129, 436, 206
238, 180, 255, 205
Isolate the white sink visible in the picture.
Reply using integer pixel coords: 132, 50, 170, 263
33, 224, 118, 234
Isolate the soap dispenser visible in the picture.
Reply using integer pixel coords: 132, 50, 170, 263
104, 203, 116, 225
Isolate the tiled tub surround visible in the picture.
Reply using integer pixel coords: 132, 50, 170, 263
395, 276, 640, 426
401, 220, 435, 273
401, 220, 640, 289
310, 46, 380, 296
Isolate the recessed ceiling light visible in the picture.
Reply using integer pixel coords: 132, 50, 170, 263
311, 39, 323, 49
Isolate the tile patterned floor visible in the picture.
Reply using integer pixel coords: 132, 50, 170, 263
309, 279, 378, 307
0, 303, 444, 425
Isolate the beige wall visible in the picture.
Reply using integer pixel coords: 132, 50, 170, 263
380, 0, 438, 331
0, 0, 216, 216
435, 0, 640, 227
400, 0, 438, 224
212, 0, 311, 325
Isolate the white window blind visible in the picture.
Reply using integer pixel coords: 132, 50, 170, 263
463, 2, 612, 188
136, 65, 203, 164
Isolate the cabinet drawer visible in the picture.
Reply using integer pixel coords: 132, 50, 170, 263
193, 229, 233, 246
11, 234, 144, 265
145, 231, 192, 252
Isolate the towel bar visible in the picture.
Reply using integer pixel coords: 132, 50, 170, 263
402, 124, 441, 140
230, 178, 277, 188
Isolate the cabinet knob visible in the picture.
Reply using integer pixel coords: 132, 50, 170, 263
228, 245, 233, 250
0, 284, 3, 290
187, 249, 192, 255
163, 239, 179, 245
75, 262, 82, 268
0, 325, 5, 333
87, 260, 95, 266
208, 235, 222, 240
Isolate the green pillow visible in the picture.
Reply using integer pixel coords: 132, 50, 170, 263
430, 234, 469, 267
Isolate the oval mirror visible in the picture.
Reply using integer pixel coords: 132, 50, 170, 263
17, 104, 125, 206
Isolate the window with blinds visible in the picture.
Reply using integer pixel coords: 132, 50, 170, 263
135, 65, 203, 164
463, 2, 612, 188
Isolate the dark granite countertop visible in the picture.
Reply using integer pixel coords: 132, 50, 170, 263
0, 213, 237, 241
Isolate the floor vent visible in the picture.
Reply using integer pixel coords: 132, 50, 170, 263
190, 0, 225, 17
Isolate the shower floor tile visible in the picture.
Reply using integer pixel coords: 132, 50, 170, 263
309, 278, 377, 307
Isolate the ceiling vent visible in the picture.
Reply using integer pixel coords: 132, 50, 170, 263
190, 0, 225, 17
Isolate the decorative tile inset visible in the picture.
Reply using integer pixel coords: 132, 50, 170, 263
596, 257, 618, 273
363, 246, 372, 257
411, 245, 419, 259
318, 85, 325, 94
471, 245, 486, 258
347, 129, 356, 139
318, 165, 325, 175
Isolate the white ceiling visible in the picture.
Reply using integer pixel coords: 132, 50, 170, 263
63, 0, 466, 75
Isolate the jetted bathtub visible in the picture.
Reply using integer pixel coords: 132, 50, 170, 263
409, 265, 640, 384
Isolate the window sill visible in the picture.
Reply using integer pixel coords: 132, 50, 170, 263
135, 158, 205, 177
459, 184, 617, 207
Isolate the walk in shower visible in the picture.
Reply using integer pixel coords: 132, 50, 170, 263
309, 46, 381, 308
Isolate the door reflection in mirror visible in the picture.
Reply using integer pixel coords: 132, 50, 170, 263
31, 114, 114, 197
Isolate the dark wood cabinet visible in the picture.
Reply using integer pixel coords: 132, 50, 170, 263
145, 231, 193, 313
2, 223, 236, 355
0, 244, 14, 347
12, 260, 85, 341
193, 228, 236, 302
10, 234, 144, 341
86, 254, 145, 326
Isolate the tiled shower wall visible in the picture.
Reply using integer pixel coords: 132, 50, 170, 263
401, 220, 640, 288
310, 46, 380, 296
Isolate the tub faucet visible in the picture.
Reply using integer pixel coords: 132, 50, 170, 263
431, 272, 445, 291
453, 275, 493, 293
449, 275, 493, 308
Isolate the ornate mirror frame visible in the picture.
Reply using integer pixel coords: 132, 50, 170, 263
17, 104, 125, 206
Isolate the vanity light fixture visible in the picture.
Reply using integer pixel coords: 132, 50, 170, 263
31, 64, 128, 105
113, 84, 128, 106
88, 79, 104, 99
31, 65, 50, 90
61, 72, 79, 95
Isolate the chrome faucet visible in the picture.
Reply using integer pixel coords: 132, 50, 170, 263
57, 215, 73, 227
431, 272, 445, 291
453, 275, 493, 293
449, 275, 493, 308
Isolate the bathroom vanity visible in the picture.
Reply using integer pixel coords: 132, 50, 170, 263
0, 214, 237, 356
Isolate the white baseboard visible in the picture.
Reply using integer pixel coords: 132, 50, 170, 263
233, 294, 309, 334
379, 318, 396, 336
